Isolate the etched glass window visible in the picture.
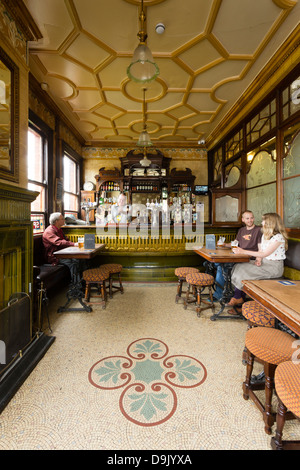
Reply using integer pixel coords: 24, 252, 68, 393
215, 195, 239, 222
246, 183, 276, 225
224, 158, 241, 188
282, 125, 300, 228
283, 125, 300, 178
246, 150, 276, 188
283, 177, 300, 228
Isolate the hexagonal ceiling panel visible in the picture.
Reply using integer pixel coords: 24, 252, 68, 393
24, 0, 300, 147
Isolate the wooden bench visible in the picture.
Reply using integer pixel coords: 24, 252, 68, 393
283, 239, 300, 281
32, 235, 70, 329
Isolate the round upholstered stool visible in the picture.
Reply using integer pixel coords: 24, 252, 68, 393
174, 267, 199, 303
242, 301, 276, 328
243, 327, 295, 434
100, 263, 123, 298
241, 301, 276, 365
271, 361, 300, 450
82, 267, 110, 309
184, 272, 215, 317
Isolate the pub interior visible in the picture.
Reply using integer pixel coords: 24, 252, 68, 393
0, 0, 300, 451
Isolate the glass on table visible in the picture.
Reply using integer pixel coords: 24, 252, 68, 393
231, 240, 238, 251
78, 236, 84, 249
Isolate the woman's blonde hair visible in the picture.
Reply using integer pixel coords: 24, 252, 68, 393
262, 213, 288, 249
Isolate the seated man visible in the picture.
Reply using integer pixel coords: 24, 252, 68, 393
213, 210, 262, 301
42, 212, 86, 278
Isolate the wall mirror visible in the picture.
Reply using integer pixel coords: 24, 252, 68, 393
0, 46, 19, 182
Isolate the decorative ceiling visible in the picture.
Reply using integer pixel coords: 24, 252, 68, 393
24, 0, 300, 148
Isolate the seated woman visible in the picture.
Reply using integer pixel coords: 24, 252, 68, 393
227, 213, 288, 311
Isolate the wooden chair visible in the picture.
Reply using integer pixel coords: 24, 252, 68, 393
243, 327, 295, 434
174, 267, 199, 303
184, 272, 215, 317
271, 361, 300, 450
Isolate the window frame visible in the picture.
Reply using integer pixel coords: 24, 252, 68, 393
62, 144, 81, 218
209, 64, 300, 234
28, 115, 52, 233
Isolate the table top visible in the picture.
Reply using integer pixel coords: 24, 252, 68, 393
242, 279, 300, 336
54, 243, 105, 259
193, 246, 251, 263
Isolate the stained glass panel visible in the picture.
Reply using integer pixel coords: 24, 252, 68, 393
225, 129, 243, 160
31, 214, 45, 234
213, 147, 222, 181
246, 99, 276, 145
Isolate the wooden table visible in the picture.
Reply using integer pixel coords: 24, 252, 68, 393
54, 243, 105, 313
193, 246, 250, 321
242, 279, 300, 336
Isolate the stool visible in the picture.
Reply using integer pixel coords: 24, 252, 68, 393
242, 301, 275, 328
243, 327, 295, 434
241, 301, 276, 365
271, 361, 300, 450
184, 272, 215, 317
82, 267, 110, 309
174, 267, 199, 303
100, 264, 123, 298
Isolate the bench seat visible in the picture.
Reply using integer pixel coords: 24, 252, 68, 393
32, 235, 70, 327
283, 239, 300, 281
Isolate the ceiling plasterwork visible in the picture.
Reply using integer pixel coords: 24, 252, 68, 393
24, 0, 300, 148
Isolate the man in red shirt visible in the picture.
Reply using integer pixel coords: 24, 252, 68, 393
42, 212, 82, 278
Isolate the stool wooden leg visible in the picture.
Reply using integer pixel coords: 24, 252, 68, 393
271, 398, 286, 450
184, 283, 190, 310
208, 286, 215, 312
118, 273, 124, 294
108, 273, 124, 298
196, 286, 201, 317
264, 362, 276, 434
101, 281, 106, 309
84, 283, 91, 302
243, 349, 254, 400
109, 276, 113, 298
176, 278, 183, 303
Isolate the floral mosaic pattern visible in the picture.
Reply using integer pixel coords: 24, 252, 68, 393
88, 338, 207, 426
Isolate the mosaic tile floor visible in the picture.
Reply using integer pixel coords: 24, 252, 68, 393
0, 283, 299, 450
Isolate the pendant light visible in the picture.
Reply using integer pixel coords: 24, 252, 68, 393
137, 87, 153, 147
127, 0, 159, 83
139, 147, 151, 167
